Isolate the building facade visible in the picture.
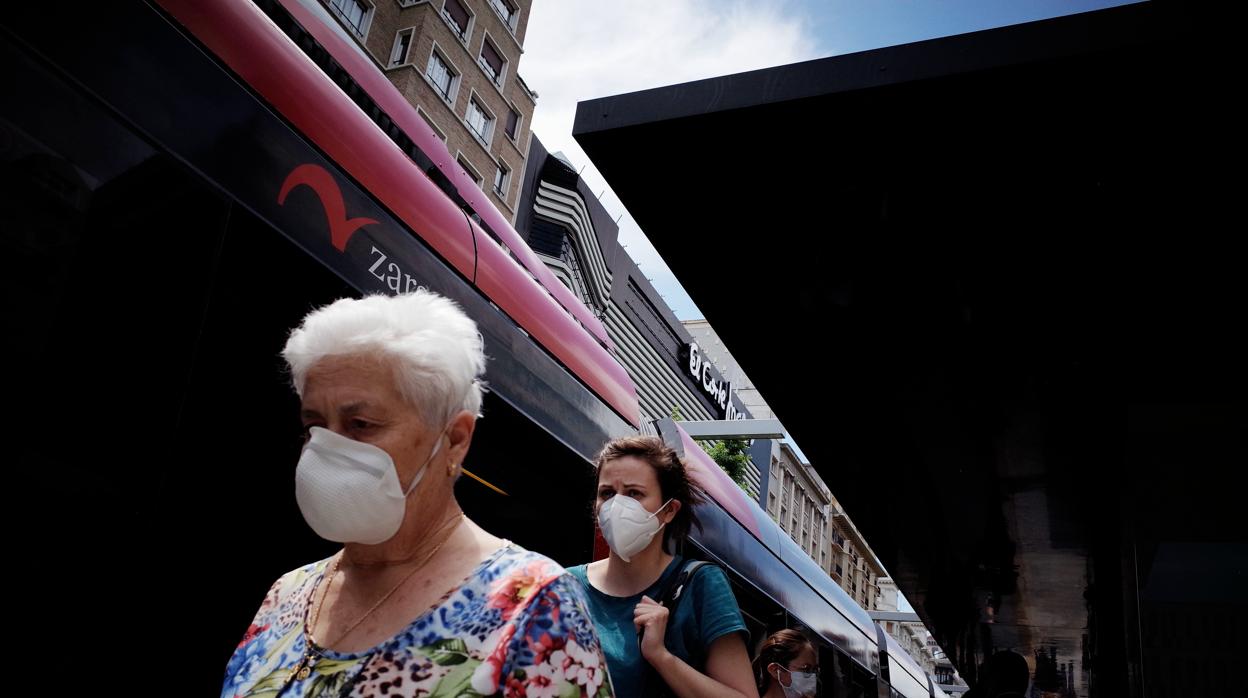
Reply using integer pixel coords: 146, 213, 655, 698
319, 0, 536, 221
683, 318, 773, 422
766, 441, 832, 568
832, 505, 887, 611
515, 138, 753, 451
762, 443, 887, 612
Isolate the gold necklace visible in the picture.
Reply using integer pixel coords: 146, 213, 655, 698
286, 513, 466, 686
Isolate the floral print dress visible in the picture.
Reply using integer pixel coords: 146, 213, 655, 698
222, 543, 614, 698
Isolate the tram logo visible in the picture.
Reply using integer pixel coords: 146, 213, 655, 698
278, 163, 378, 251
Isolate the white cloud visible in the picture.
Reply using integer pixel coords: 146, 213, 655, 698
521, 0, 819, 320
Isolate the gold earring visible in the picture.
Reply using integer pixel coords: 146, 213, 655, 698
448, 462, 458, 477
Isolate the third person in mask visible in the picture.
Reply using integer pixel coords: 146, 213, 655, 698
753, 629, 819, 698
568, 436, 759, 698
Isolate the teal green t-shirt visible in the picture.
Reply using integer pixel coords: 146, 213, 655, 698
567, 557, 747, 698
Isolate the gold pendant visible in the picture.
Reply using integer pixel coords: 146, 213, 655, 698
294, 652, 315, 681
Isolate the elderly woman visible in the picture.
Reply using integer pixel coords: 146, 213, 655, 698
222, 291, 613, 698
568, 436, 758, 698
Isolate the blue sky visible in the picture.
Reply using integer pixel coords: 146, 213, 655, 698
523, 0, 1141, 320
803, 0, 1141, 58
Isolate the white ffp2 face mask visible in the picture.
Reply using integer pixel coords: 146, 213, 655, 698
294, 426, 444, 545
596, 495, 673, 562
775, 665, 818, 698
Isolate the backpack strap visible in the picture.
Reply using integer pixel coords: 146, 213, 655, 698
661, 560, 714, 608
640, 559, 720, 697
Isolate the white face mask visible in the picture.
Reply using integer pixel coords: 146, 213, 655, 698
295, 426, 445, 545
774, 665, 818, 698
596, 495, 673, 562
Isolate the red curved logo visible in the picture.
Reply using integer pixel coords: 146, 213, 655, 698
278, 164, 378, 251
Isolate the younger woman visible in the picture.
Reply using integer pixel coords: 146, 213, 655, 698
568, 436, 758, 698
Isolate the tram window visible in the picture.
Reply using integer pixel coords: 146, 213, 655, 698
453, 391, 601, 567
822, 648, 875, 698
737, 588, 780, 652
4, 40, 230, 538
737, 605, 770, 659
777, 623, 832, 698
701, 549, 784, 652
4, 30, 244, 665
848, 661, 875, 698
821, 647, 849, 698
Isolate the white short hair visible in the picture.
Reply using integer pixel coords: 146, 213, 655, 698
282, 290, 486, 424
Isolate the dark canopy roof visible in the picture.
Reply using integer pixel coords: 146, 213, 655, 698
575, 2, 1245, 693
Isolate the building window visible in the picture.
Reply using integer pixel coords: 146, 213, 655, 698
441, 0, 473, 41
425, 49, 459, 104
329, 0, 371, 36
389, 29, 413, 66
504, 106, 520, 141
529, 217, 570, 259
493, 161, 510, 198
465, 96, 494, 145
456, 155, 482, 187
488, 0, 518, 31
478, 36, 506, 87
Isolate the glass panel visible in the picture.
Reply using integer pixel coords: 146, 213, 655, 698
488, 0, 517, 28
426, 52, 453, 100
466, 100, 491, 140
331, 0, 367, 33
505, 108, 519, 138
480, 40, 503, 81
493, 165, 508, 195
442, 0, 470, 38
391, 31, 411, 65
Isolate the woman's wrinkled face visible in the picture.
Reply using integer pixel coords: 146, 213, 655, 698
596, 456, 677, 524
299, 354, 441, 492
